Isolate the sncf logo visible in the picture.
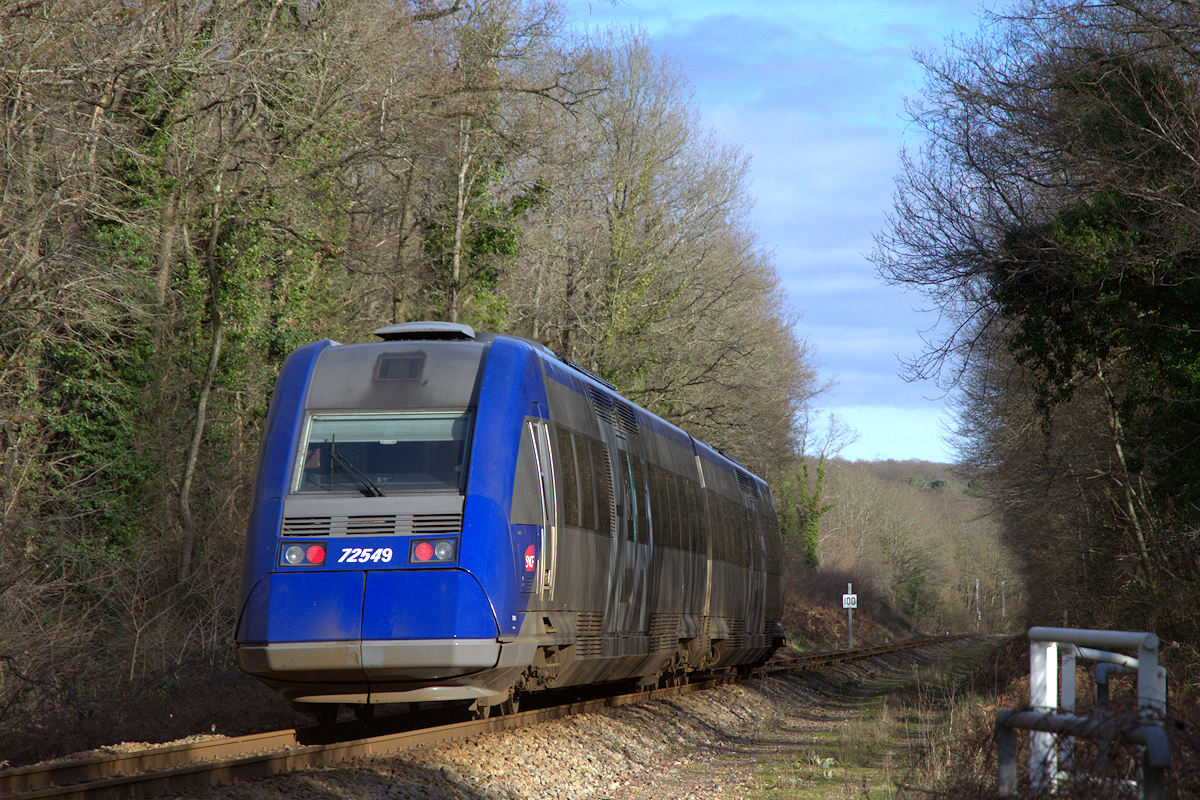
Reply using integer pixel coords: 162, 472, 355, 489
524, 544, 536, 572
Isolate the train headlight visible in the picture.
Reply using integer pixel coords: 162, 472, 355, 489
410, 539, 457, 563
281, 543, 326, 566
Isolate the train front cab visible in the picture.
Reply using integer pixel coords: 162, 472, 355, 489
235, 326, 543, 707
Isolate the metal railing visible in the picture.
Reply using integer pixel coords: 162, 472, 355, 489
995, 627, 1169, 799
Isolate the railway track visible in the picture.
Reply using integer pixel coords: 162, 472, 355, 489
0, 634, 977, 800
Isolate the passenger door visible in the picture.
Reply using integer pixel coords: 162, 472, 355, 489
528, 419, 559, 599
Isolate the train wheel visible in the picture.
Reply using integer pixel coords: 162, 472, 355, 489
473, 693, 519, 719
658, 669, 685, 689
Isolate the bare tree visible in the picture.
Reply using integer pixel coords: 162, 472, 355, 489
504, 30, 817, 475
874, 0, 1200, 632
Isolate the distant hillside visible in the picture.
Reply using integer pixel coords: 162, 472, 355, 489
811, 457, 1019, 631
850, 459, 965, 490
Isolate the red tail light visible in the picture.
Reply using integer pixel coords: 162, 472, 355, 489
409, 539, 457, 564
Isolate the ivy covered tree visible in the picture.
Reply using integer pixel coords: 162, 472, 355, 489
783, 457, 833, 567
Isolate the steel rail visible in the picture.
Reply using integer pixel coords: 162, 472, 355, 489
0, 633, 979, 800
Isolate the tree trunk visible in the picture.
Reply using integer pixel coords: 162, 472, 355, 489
1096, 361, 1156, 580
449, 116, 472, 323
177, 211, 224, 585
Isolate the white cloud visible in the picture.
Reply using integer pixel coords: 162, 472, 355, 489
563, 0, 984, 461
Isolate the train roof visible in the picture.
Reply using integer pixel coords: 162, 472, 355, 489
368, 322, 764, 490
373, 322, 614, 389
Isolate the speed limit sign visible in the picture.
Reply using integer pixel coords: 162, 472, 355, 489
842, 593, 858, 609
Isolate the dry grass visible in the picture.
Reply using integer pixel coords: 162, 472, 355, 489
784, 568, 914, 651
734, 640, 1003, 799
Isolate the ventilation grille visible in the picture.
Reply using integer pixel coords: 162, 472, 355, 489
576, 613, 603, 658
736, 470, 760, 498
281, 512, 463, 537
412, 513, 464, 536
278, 517, 331, 537
587, 387, 616, 425
614, 402, 640, 437
601, 445, 617, 537
649, 613, 680, 654
348, 515, 398, 536
588, 387, 640, 438
727, 617, 747, 649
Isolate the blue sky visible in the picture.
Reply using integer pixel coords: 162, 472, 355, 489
564, 1, 988, 462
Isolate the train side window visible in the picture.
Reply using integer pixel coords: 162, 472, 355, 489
510, 423, 542, 526
681, 479, 691, 554
671, 475, 684, 551
669, 474, 682, 551
680, 477, 691, 550
684, 480, 698, 553
661, 468, 675, 548
720, 498, 734, 562
575, 433, 597, 531
727, 501, 739, 563
653, 467, 668, 547
740, 507, 752, 567
666, 473, 681, 549
630, 457, 645, 543
676, 475, 687, 550
649, 465, 665, 547
765, 510, 783, 574
731, 504, 741, 565
701, 487, 711, 554
556, 427, 580, 527
697, 486, 711, 556
620, 451, 635, 542
593, 440, 612, 535
713, 496, 724, 561
730, 502, 742, 564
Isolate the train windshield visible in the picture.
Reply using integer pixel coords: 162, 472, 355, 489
293, 411, 471, 494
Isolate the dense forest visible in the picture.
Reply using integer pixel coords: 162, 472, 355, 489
8, 0, 1200, 756
0, 0, 822, 729
874, 0, 1200, 671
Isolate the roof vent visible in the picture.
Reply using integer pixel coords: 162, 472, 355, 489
373, 321, 476, 341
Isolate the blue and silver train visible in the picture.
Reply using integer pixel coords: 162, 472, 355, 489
236, 321, 785, 717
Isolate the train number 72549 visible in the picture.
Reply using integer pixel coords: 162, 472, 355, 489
337, 547, 394, 563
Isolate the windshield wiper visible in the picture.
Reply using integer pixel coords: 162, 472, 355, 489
331, 452, 385, 497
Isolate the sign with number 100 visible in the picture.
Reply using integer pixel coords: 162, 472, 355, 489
842, 593, 858, 610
